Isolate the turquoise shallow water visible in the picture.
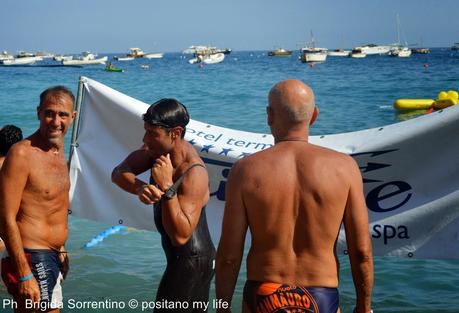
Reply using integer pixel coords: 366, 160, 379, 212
1, 50, 459, 312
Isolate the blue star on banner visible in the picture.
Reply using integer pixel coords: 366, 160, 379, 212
238, 152, 251, 158
219, 148, 233, 156
201, 144, 214, 153
188, 139, 197, 145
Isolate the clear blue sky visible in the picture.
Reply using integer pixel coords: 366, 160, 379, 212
1, 0, 458, 53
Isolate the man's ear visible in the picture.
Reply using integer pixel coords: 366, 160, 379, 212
171, 127, 182, 139
310, 106, 319, 126
267, 106, 274, 126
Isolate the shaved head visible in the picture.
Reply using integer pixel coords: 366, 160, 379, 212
268, 80, 316, 124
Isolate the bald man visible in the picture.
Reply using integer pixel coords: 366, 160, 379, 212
216, 80, 373, 313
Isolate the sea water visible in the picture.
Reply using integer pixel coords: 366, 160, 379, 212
1, 49, 459, 312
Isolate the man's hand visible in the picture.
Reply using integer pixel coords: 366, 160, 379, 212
18, 276, 40, 306
136, 184, 164, 205
152, 154, 174, 191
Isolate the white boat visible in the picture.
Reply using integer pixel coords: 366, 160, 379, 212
0, 51, 14, 61
451, 43, 459, 51
2, 56, 43, 65
183, 45, 215, 54
54, 55, 73, 62
327, 49, 350, 57
143, 53, 164, 59
16, 51, 35, 58
350, 49, 367, 58
200, 53, 225, 64
62, 52, 107, 65
188, 52, 225, 64
353, 44, 392, 55
127, 47, 145, 58
301, 47, 327, 62
388, 15, 412, 58
389, 46, 412, 58
300, 32, 327, 63
114, 56, 135, 61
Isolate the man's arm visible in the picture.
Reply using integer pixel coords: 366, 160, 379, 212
0, 145, 40, 303
111, 148, 163, 204
154, 155, 210, 246
216, 161, 248, 313
343, 157, 374, 313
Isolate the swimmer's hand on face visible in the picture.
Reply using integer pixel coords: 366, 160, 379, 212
136, 184, 164, 205
152, 154, 174, 192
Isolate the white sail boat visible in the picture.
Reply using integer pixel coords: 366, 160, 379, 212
389, 14, 412, 58
300, 31, 328, 63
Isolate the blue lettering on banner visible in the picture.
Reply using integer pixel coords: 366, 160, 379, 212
351, 149, 413, 213
187, 127, 273, 152
372, 224, 410, 245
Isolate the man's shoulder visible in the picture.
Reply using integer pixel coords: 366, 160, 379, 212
6, 140, 33, 159
313, 144, 354, 162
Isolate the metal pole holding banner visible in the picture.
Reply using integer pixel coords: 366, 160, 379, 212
68, 76, 87, 165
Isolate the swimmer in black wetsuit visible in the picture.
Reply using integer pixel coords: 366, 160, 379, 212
112, 98, 215, 312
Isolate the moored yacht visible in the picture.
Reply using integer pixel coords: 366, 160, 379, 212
353, 44, 392, 55
389, 46, 412, 57
299, 31, 327, 62
349, 49, 367, 58
268, 48, 292, 57
327, 49, 350, 57
62, 51, 107, 65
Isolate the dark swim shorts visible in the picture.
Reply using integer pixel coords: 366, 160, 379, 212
1, 248, 64, 308
243, 280, 339, 313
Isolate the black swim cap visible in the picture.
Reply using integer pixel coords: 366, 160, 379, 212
142, 99, 190, 137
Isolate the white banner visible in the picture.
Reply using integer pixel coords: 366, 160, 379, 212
69, 77, 459, 259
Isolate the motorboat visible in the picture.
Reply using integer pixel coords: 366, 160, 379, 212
183, 45, 227, 54
188, 52, 225, 64
16, 51, 35, 58
2, 56, 43, 65
327, 49, 350, 57
113, 56, 135, 61
200, 53, 225, 64
353, 44, 392, 55
62, 52, 107, 65
142, 53, 164, 59
121, 48, 164, 59
451, 43, 459, 51
268, 48, 292, 57
350, 49, 367, 58
127, 47, 145, 58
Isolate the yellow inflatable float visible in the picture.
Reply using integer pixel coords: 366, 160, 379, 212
394, 90, 458, 111
432, 90, 458, 110
394, 99, 434, 110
